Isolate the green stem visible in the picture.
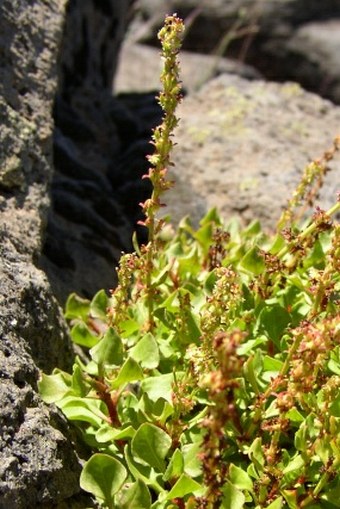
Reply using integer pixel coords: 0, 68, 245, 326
140, 15, 184, 330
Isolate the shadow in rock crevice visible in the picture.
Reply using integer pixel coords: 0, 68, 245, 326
40, 0, 162, 305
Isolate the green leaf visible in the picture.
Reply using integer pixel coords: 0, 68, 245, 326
124, 443, 154, 486
153, 263, 173, 286
328, 347, 340, 375
303, 238, 325, 269
163, 449, 184, 482
240, 246, 265, 275
266, 497, 284, 509
244, 219, 261, 236
328, 358, 340, 375
286, 407, 305, 423
294, 422, 308, 452
248, 438, 264, 473
95, 424, 135, 443
111, 357, 143, 390
90, 327, 124, 370
321, 483, 340, 506
166, 473, 202, 499
80, 453, 127, 507
263, 356, 284, 372
64, 293, 90, 321
58, 397, 106, 427
314, 437, 332, 465
117, 480, 152, 509
130, 333, 160, 369
256, 305, 291, 345
282, 454, 304, 475
90, 289, 109, 321
70, 321, 99, 348
269, 234, 285, 255
182, 441, 203, 478
141, 373, 177, 404
124, 444, 166, 496
131, 423, 172, 472
329, 393, 340, 417
221, 480, 246, 509
282, 489, 298, 509
194, 223, 213, 255
243, 355, 261, 395
38, 371, 72, 404
229, 464, 253, 492
237, 336, 266, 355
120, 318, 140, 338
71, 363, 89, 397
199, 207, 222, 226
204, 270, 218, 294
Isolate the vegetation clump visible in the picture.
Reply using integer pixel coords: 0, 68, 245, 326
39, 14, 340, 509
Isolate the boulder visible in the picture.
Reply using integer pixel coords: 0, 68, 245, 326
285, 20, 340, 104
0, 0, 132, 506
115, 42, 261, 94
131, 0, 340, 103
162, 74, 340, 230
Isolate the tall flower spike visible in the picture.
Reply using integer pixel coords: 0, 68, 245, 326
139, 13, 184, 243
138, 14, 184, 331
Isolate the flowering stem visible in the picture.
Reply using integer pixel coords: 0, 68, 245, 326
276, 201, 340, 262
139, 14, 184, 329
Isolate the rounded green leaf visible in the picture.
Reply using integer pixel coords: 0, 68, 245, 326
90, 327, 124, 368
65, 293, 90, 321
256, 304, 291, 345
229, 464, 253, 492
240, 245, 265, 275
222, 480, 246, 509
80, 453, 127, 505
117, 480, 151, 509
182, 441, 203, 478
132, 423, 172, 472
111, 357, 143, 390
90, 289, 109, 321
70, 321, 99, 348
130, 333, 160, 369
248, 437, 264, 472
38, 371, 71, 404
59, 398, 105, 427
141, 373, 178, 404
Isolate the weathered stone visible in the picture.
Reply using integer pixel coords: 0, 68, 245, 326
132, 0, 340, 102
115, 42, 261, 94
285, 20, 340, 103
0, 1, 97, 506
163, 74, 340, 230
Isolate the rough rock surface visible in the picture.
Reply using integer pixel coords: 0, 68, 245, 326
115, 42, 261, 94
163, 74, 340, 230
0, 0, 129, 507
285, 20, 340, 104
132, 0, 340, 103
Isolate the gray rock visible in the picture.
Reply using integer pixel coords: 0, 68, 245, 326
115, 42, 261, 94
285, 20, 340, 103
131, 0, 340, 102
162, 74, 340, 230
0, 0, 115, 506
